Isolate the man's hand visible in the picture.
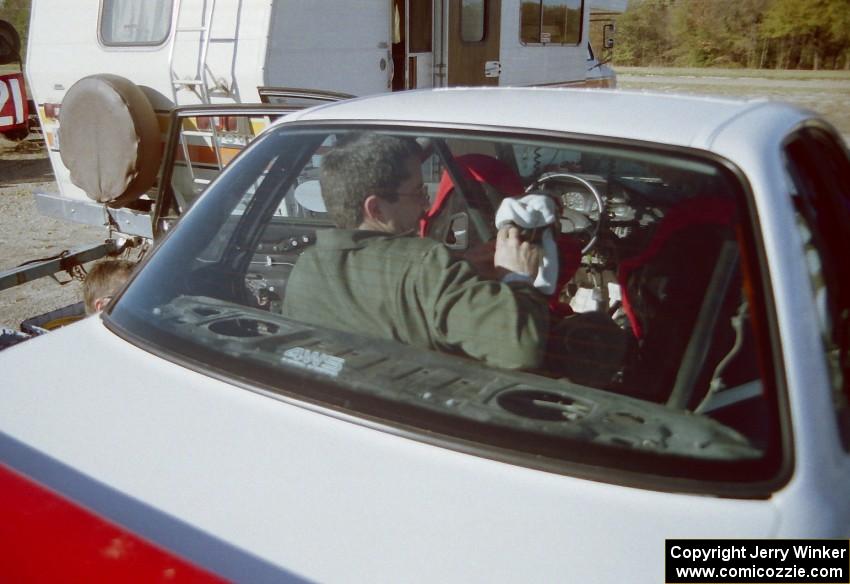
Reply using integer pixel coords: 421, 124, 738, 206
494, 225, 542, 278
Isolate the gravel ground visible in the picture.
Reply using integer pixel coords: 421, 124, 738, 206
0, 138, 105, 330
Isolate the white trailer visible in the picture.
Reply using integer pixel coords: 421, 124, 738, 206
29, 0, 621, 102
1, 0, 622, 306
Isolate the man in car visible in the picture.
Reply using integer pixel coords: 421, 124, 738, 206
282, 133, 549, 370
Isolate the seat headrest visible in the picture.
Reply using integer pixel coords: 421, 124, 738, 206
421, 154, 524, 236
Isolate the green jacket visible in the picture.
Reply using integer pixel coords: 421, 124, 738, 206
281, 230, 549, 369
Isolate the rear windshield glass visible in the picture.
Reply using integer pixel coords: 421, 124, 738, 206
111, 126, 780, 487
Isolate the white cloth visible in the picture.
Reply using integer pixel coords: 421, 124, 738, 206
495, 195, 559, 295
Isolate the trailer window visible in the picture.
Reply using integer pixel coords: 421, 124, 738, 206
100, 0, 173, 46
521, 0, 582, 45
409, 0, 433, 53
461, 0, 486, 42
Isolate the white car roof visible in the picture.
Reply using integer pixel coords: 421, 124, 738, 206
286, 87, 812, 149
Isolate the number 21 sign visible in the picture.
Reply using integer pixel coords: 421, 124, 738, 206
0, 72, 29, 134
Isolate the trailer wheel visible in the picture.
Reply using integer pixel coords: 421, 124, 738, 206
0, 20, 21, 65
59, 74, 162, 207
1, 127, 28, 141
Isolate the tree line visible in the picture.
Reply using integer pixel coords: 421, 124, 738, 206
612, 0, 850, 70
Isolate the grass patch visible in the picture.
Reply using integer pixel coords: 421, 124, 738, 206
616, 66, 850, 81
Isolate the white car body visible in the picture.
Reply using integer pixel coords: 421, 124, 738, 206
2, 88, 848, 582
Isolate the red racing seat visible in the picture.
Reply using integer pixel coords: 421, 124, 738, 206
420, 154, 581, 316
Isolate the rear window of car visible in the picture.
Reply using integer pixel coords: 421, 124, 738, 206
110, 125, 784, 493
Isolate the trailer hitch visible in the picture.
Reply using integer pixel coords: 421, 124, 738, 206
0, 241, 119, 292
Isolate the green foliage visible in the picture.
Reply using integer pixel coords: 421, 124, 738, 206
612, 0, 850, 70
612, 0, 675, 65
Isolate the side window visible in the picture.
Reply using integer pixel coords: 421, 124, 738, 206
521, 0, 583, 45
461, 0, 486, 42
784, 128, 850, 446
171, 114, 262, 210
154, 111, 275, 238
100, 0, 173, 46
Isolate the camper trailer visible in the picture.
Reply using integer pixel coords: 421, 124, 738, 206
28, 0, 620, 104
23, 0, 621, 226
2, 0, 622, 317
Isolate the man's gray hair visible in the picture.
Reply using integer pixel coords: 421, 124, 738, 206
320, 133, 422, 228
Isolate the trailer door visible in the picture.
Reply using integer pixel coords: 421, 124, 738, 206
392, 0, 434, 90
447, 0, 501, 86
266, 1, 392, 96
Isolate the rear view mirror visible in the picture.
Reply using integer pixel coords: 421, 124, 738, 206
603, 24, 615, 49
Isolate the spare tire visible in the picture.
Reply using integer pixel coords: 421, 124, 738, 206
59, 74, 162, 206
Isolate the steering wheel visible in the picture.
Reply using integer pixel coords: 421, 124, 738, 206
525, 172, 605, 253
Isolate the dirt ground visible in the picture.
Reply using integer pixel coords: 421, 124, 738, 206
1, 69, 848, 331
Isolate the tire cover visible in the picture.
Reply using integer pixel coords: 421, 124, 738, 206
59, 74, 162, 206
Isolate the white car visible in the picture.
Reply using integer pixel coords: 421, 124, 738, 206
2, 88, 848, 582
